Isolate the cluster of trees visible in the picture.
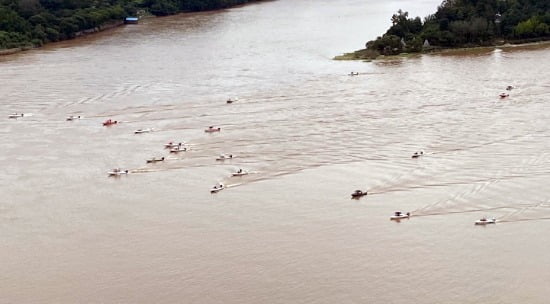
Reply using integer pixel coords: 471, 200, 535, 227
0, 0, 259, 49
365, 0, 550, 56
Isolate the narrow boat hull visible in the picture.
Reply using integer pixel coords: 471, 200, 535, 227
475, 219, 496, 225
135, 129, 152, 134
108, 172, 128, 176
210, 186, 225, 193
170, 148, 187, 153
205, 128, 221, 133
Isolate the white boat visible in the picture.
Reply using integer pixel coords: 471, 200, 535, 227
205, 126, 221, 133
134, 128, 153, 134
349, 72, 359, 76
170, 146, 187, 153
227, 97, 238, 104
411, 151, 424, 158
66, 115, 82, 121
164, 142, 185, 149
232, 170, 248, 177
390, 211, 410, 220
475, 218, 496, 225
146, 157, 165, 163
210, 184, 225, 193
108, 169, 129, 176
216, 154, 233, 161
499, 93, 509, 98
9, 113, 25, 118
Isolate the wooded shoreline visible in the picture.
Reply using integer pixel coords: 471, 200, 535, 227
339, 0, 550, 61
0, 0, 265, 55
0, 20, 124, 57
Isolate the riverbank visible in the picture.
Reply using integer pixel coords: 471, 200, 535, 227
0, 20, 127, 57
0, 47, 33, 56
341, 0, 550, 63
335, 38, 550, 61
0, 0, 265, 57
74, 20, 125, 38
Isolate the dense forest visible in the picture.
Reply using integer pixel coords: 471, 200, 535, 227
343, 0, 550, 59
0, 0, 260, 49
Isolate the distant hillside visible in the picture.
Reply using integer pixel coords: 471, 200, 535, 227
341, 0, 550, 60
0, 0, 261, 50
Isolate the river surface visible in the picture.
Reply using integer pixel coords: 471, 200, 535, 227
2, 0, 550, 302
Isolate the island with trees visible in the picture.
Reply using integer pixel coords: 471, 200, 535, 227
0, 0, 261, 52
336, 0, 550, 60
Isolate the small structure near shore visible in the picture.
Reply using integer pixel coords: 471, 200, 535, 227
423, 39, 431, 48
124, 17, 139, 24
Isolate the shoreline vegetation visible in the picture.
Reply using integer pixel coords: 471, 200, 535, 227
335, 38, 550, 61
336, 0, 550, 61
0, 0, 263, 55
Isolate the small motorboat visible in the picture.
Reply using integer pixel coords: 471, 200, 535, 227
210, 183, 225, 193
499, 93, 509, 98
216, 154, 233, 161
108, 168, 129, 176
164, 142, 185, 149
232, 169, 248, 177
475, 217, 496, 225
227, 97, 238, 104
66, 115, 82, 121
351, 190, 367, 198
8, 113, 25, 118
170, 146, 188, 153
349, 72, 359, 76
411, 151, 424, 158
134, 128, 153, 134
506, 85, 513, 91
205, 126, 221, 133
146, 157, 165, 163
390, 211, 410, 220
103, 119, 118, 126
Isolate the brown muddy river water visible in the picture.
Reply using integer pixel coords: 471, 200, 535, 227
2, 0, 550, 302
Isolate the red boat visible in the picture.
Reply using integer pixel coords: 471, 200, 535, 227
103, 119, 118, 126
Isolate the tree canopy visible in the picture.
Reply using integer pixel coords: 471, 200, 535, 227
364, 0, 550, 56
